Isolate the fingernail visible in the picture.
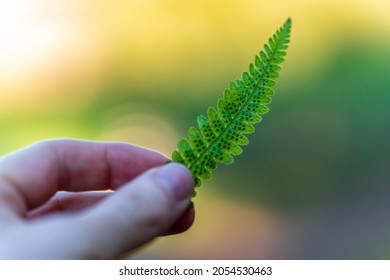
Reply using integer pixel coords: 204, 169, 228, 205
154, 163, 194, 201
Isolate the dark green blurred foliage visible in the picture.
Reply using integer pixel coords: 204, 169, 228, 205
214, 37, 390, 212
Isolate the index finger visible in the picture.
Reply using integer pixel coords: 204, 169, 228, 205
0, 139, 168, 215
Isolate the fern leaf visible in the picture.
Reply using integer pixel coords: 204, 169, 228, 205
172, 18, 292, 192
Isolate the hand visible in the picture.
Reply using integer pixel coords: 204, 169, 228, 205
0, 139, 195, 259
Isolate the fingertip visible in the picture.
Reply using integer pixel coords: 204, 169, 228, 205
153, 163, 194, 202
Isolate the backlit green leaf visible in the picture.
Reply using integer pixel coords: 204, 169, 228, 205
172, 18, 292, 193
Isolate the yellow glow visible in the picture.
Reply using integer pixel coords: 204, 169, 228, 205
0, 0, 107, 114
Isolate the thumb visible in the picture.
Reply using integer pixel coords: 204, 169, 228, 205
77, 163, 194, 258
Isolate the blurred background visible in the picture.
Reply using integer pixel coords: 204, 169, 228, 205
1, 0, 389, 259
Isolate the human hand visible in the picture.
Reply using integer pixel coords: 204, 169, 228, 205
0, 139, 195, 259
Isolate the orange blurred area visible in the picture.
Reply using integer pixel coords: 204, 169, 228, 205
1, 0, 390, 259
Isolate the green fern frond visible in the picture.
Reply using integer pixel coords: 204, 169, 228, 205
172, 18, 292, 194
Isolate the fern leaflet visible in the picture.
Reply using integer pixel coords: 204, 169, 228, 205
172, 18, 292, 194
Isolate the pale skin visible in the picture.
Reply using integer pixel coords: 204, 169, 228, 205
0, 139, 195, 259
